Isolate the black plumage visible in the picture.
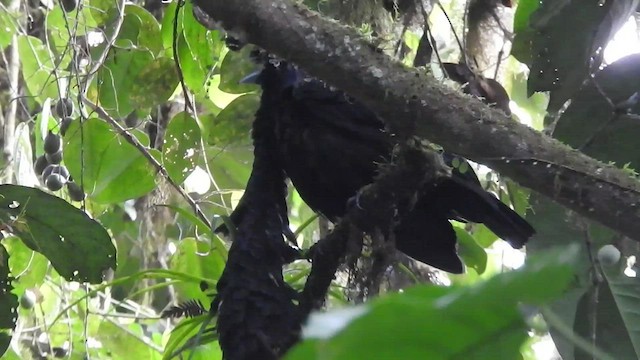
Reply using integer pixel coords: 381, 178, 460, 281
212, 82, 300, 359
246, 58, 535, 273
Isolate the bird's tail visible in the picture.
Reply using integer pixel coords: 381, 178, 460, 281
431, 178, 535, 249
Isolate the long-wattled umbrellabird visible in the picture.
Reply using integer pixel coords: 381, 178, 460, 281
233, 52, 535, 274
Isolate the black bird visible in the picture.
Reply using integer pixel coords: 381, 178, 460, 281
241, 56, 534, 274
212, 79, 300, 359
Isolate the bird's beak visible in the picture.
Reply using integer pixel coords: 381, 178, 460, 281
239, 71, 262, 84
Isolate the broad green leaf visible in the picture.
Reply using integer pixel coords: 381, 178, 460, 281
161, 204, 228, 264
287, 245, 577, 360
473, 225, 499, 248
218, 46, 260, 94
131, 57, 179, 109
454, 227, 487, 274
511, 0, 638, 110
599, 259, 640, 358
0, 10, 17, 50
527, 195, 625, 360
96, 47, 154, 117
5, 236, 47, 295
181, 2, 221, 79
45, 6, 97, 52
119, 5, 163, 54
163, 316, 221, 360
553, 54, 640, 172
206, 75, 242, 109
170, 237, 225, 303
206, 146, 253, 192
98, 321, 161, 360
163, 112, 202, 184
0, 185, 115, 283
17, 35, 60, 102
512, 0, 539, 33
63, 118, 157, 203
0, 244, 18, 358
160, 1, 180, 53
89, 0, 119, 26
206, 94, 258, 145
162, 2, 222, 91
572, 282, 636, 360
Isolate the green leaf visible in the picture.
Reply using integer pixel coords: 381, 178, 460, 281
205, 146, 253, 192
45, 6, 97, 52
5, 236, 47, 295
163, 316, 221, 360
131, 57, 179, 109
0, 185, 115, 283
206, 94, 258, 145
89, 0, 119, 25
511, 0, 637, 110
119, 5, 163, 54
170, 237, 225, 303
527, 195, 625, 360
454, 227, 487, 274
17, 35, 60, 102
0, 244, 18, 358
181, 2, 221, 74
218, 46, 260, 94
95, 47, 154, 117
512, 0, 539, 33
553, 54, 640, 172
162, 2, 222, 91
598, 260, 640, 358
163, 112, 202, 184
287, 245, 577, 360
63, 118, 157, 203
572, 282, 636, 360
98, 321, 161, 359
161, 204, 228, 263
0, 10, 18, 50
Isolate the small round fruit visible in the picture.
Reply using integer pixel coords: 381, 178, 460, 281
46, 173, 66, 191
125, 113, 140, 128
46, 150, 63, 164
42, 165, 69, 180
597, 244, 621, 266
66, 181, 85, 201
56, 165, 70, 180
55, 98, 74, 118
19, 290, 37, 310
42, 164, 56, 179
59, 117, 73, 137
44, 131, 62, 154
34, 155, 49, 176
52, 347, 68, 358
60, 0, 77, 12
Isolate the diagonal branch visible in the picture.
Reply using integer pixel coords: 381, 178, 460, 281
193, 0, 640, 241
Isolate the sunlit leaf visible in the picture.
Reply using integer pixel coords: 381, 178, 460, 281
63, 118, 157, 203
163, 112, 202, 184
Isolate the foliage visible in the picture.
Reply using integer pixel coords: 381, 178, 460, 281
0, 0, 638, 359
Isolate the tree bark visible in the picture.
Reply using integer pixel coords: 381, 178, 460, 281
192, 0, 640, 241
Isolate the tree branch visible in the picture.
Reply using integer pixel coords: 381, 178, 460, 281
192, 0, 640, 241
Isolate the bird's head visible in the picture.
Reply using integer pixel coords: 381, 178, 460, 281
240, 56, 301, 91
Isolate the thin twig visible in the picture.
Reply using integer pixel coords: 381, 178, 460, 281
84, 0, 126, 84
81, 96, 212, 230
